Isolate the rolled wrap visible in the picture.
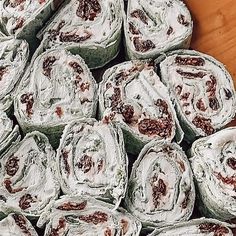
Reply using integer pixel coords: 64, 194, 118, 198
0, 0, 63, 43
157, 50, 236, 142
0, 111, 20, 155
190, 127, 236, 220
14, 48, 98, 147
125, 140, 195, 227
99, 60, 183, 154
0, 37, 29, 114
123, 0, 192, 60
0, 131, 60, 218
37, 0, 123, 69
56, 118, 128, 207
37, 196, 142, 235
0, 213, 38, 235
148, 218, 234, 236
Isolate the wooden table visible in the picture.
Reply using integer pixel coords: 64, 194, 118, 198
185, 0, 236, 125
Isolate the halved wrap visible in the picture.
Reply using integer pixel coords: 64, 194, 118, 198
125, 140, 195, 227
56, 118, 128, 207
37, 195, 142, 235
190, 127, 236, 220
0, 131, 60, 218
123, 0, 192, 60
14, 48, 98, 147
37, 0, 123, 69
0, 0, 63, 43
0, 213, 38, 235
0, 111, 20, 155
157, 50, 236, 142
0, 37, 29, 114
148, 218, 234, 236
98, 60, 183, 154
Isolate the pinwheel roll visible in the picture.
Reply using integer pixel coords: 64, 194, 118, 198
157, 50, 236, 142
37, 0, 123, 69
190, 127, 236, 220
0, 37, 29, 114
99, 60, 183, 154
57, 118, 128, 206
0, 0, 63, 42
148, 218, 234, 236
37, 196, 142, 235
123, 0, 192, 60
0, 213, 38, 235
14, 48, 98, 147
125, 140, 195, 227
0, 131, 60, 218
0, 111, 20, 155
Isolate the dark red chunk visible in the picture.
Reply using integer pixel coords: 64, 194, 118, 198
129, 22, 140, 35
216, 173, 236, 190
49, 218, 66, 236
175, 56, 205, 66
175, 85, 183, 95
12, 214, 31, 236
177, 14, 190, 27
77, 155, 93, 173
133, 37, 155, 52
13, 18, 25, 33
206, 75, 217, 97
69, 61, 83, 74
57, 201, 87, 211
167, 26, 173, 35
196, 99, 207, 111
9, 0, 25, 7
180, 92, 190, 101
199, 223, 229, 236
55, 106, 63, 118
121, 104, 134, 124
20, 93, 34, 117
227, 158, 236, 170
80, 82, 90, 92
76, 0, 101, 21
176, 69, 206, 78
61, 149, 70, 175
209, 97, 220, 110
224, 88, 233, 100
4, 179, 23, 193
154, 99, 169, 115
48, 21, 65, 41
43, 56, 56, 77
104, 228, 112, 236
79, 211, 108, 224
0, 67, 7, 81
59, 31, 91, 42
19, 194, 35, 210
192, 115, 214, 135
5, 155, 19, 176
110, 87, 121, 109
151, 178, 167, 208
181, 189, 191, 209
130, 9, 148, 24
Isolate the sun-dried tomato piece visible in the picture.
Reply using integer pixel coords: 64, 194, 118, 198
227, 158, 236, 170
176, 69, 206, 78
199, 223, 229, 236
76, 0, 101, 21
104, 228, 112, 236
57, 201, 87, 211
79, 211, 108, 224
61, 149, 70, 175
177, 14, 190, 27
5, 155, 19, 176
69, 61, 83, 74
181, 189, 191, 209
224, 88, 233, 100
48, 21, 65, 41
0, 67, 7, 81
110, 87, 121, 109
19, 194, 36, 210
80, 82, 90, 92
131, 9, 148, 25
77, 155, 93, 173
216, 173, 236, 190
175, 56, 205, 66
129, 22, 140, 35
4, 179, 23, 193
121, 104, 134, 123
13, 17, 25, 33
154, 99, 169, 115
192, 116, 214, 135
12, 214, 31, 235
206, 75, 217, 97
9, 0, 25, 8
175, 85, 183, 95
196, 99, 207, 111
55, 106, 63, 118
167, 26, 173, 35
43, 56, 57, 77
49, 218, 66, 236
151, 178, 167, 208
180, 92, 190, 101
20, 93, 34, 117
133, 37, 155, 52
59, 31, 92, 43
209, 97, 219, 110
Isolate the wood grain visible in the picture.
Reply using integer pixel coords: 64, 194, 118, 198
185, 0, 236, 126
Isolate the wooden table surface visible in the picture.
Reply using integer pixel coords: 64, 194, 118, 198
185, 0, 236, 125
